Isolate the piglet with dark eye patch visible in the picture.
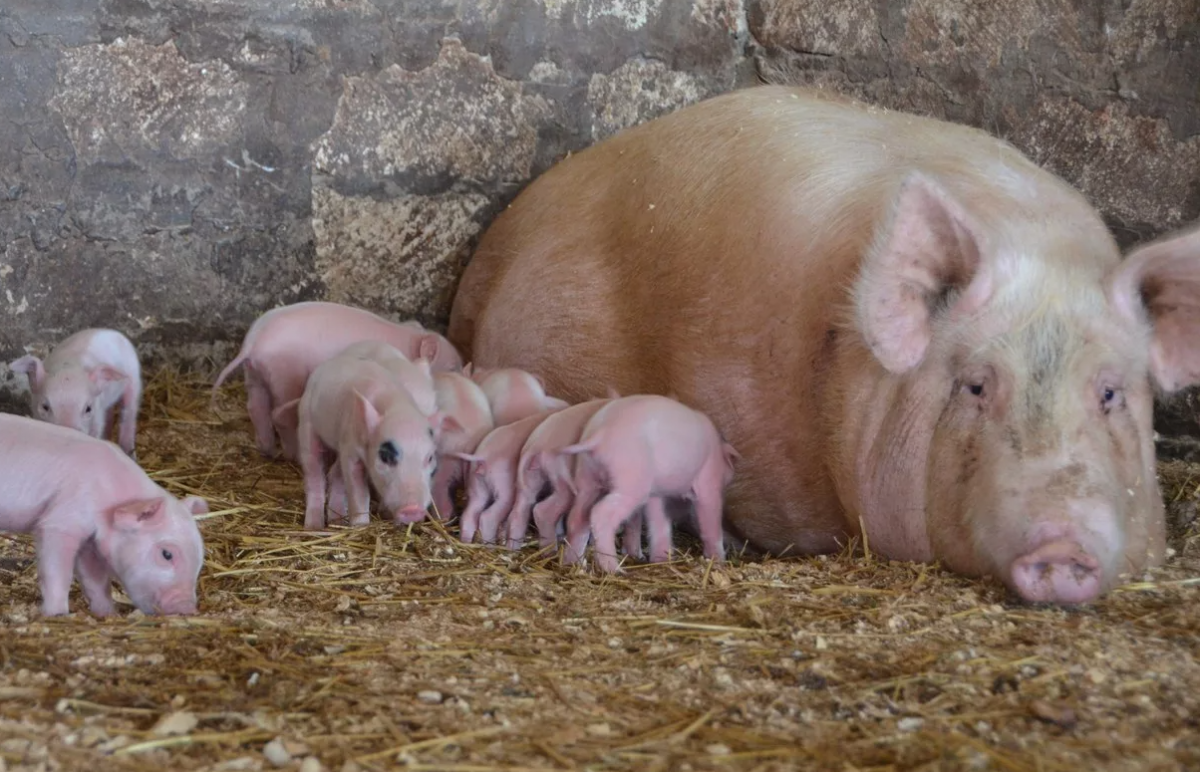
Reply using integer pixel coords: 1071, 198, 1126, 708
0, 414, 206, 617
278, 346, 460, 529
10, 328, 142, 456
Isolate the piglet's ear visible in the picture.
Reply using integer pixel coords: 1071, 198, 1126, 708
461, 362, 474, 378
108, 498, 166, 532
354, 390, 382, 437
182, 496, 209, 517
90, 365, 127, 386
437, 413, 464, 436
417, 334, 440, 363
1108, 221, 1200, 393
855, 173, 991, 374
10, 356, 45, 389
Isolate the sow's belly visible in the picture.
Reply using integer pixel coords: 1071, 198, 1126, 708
466, 276, 853, 557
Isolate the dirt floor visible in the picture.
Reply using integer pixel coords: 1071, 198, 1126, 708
0, 369, 1197, 772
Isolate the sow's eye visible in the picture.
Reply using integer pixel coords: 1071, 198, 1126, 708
161, 549, 174, 561
40, 402, 51, 414
957, 365, 995, 404
84, 403, 93, 415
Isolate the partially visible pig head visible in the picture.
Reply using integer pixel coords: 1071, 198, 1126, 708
853, 173, 1199, 605
11, 357, 126, 439
355, 391, 462, 524
98, 493, 208, 615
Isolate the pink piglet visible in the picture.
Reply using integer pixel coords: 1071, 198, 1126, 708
10, 328, 142, 456
0, 414, 207, 617
557, 395, 738, 573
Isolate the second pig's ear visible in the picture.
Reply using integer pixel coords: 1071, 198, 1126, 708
108, 498, 166, 532
90, 365, 127, 388
10, 356, 45, 390
181, 496, 209, 518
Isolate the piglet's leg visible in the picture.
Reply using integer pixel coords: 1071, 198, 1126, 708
431, 458, 459, 521
75, 540, 116, 617
531, 484, 573, 551
117, 379, 141, 456
503, 476, 540, 551
35, 528, 85, 617
298, 418, 328, 530
342, 456, 372, 527
245, 367, 277, 458
326, 464, 349, 524
587, 491, 645, 574
693, 482, 727, 563
563, 473, 603, 567
478, 488, 516, 546
645, 497, 673, 564
457, 474, 491, 545
622, 506, 645, 561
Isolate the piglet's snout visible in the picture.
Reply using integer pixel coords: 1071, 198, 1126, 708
1009, 540, 1101, 605
156, 591, 198, 616
394, 504, 428, 524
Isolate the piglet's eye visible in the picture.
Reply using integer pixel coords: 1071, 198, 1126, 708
84, 404, 92, 414
1100, 385, 1123, 414
161, 549, 173, 561
968, 383, 985, 397
41, 402, 50, 412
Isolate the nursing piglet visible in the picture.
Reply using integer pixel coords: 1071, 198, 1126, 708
293, 350, 452, 529
453, 409, 561, 545
559, 395, 737, 573
212, 301, 462, 459
505, 398, 614, 551
10, 328, 142, 455
466, 365, 570, 426
431, 372, 495, 520
0, 415, 207, 616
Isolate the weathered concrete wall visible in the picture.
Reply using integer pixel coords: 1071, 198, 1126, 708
1, 0, 1198, 424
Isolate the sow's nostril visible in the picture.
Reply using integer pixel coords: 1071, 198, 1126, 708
1010, 541, 1102, 605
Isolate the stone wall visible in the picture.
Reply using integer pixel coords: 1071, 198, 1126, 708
1, 0, 1198, 420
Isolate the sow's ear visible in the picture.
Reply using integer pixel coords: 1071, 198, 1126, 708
1108, 221, 1200, 393
855, 173, 992, 374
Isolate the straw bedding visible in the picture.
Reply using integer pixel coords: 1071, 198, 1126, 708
0, 367, 1197, 772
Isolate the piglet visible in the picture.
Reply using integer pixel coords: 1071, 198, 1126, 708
430, 371, 495, 520
465, 364, 570, 426
558, 395, 738, 573
212, 301, 463, 460
0, 414, 207, 617
289, 349, 456, 529
10, 328, 142, 456
453, 408, 562, 545
505, 398, 614, 551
